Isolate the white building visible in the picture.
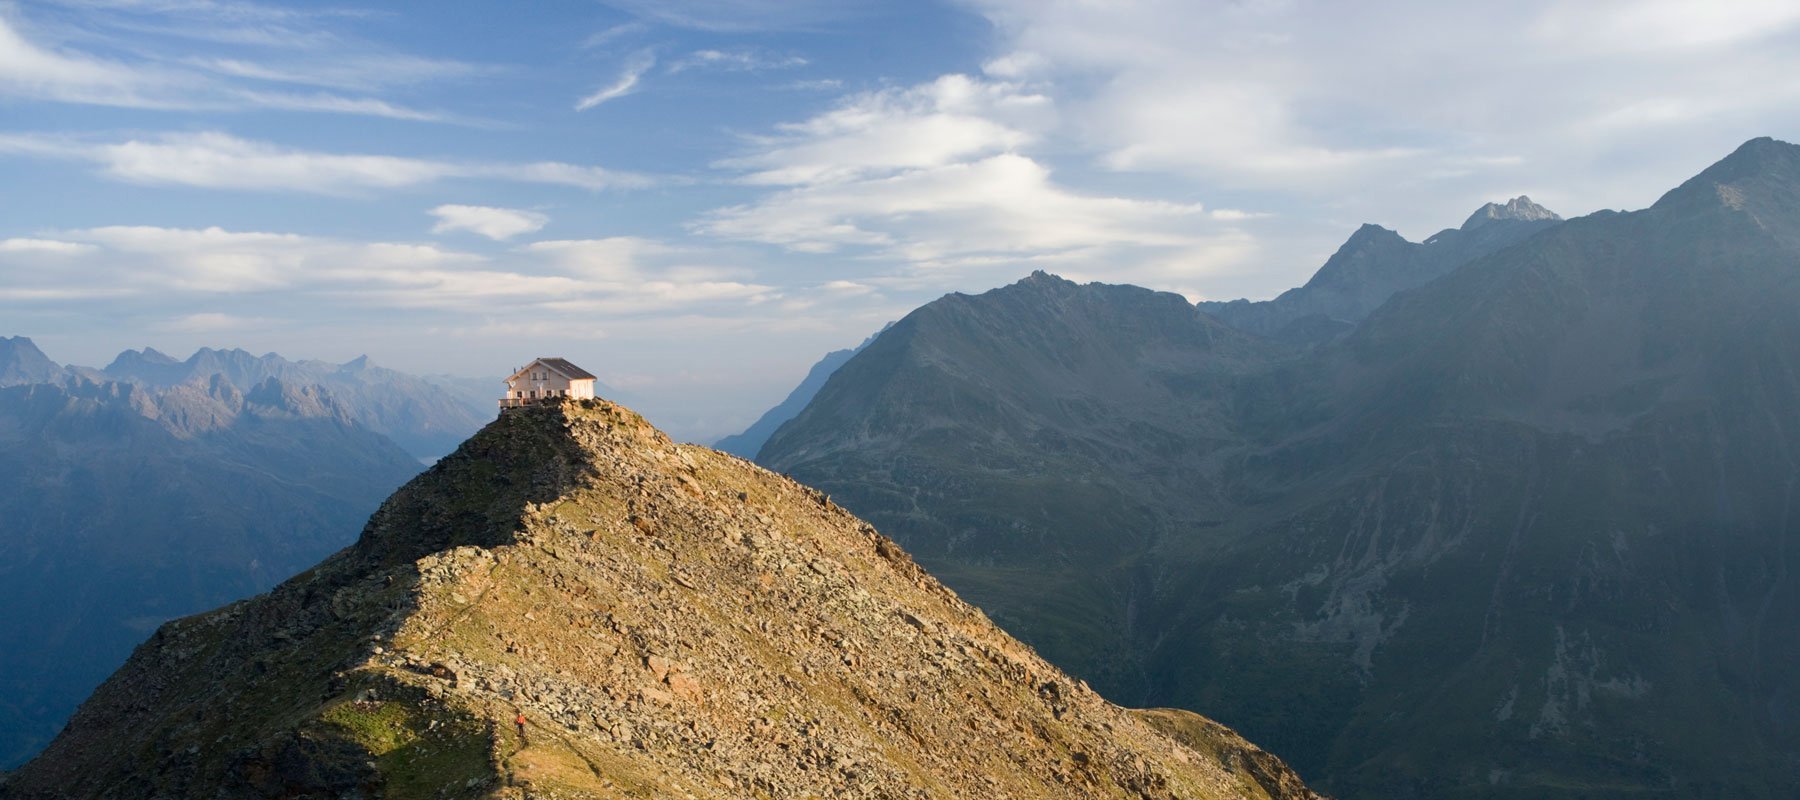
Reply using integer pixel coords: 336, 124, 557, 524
500, 357, 597, 408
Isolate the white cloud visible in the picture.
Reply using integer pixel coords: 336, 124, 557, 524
576, 54, 654, 111
185, 53, 492, 93
582, 21, 649, 49
666, 49, 807, 74
0, 13, 184, 108
0, 226, 774, 316
0, 7, 474, 121
821, 279, 875, 295
960, 0, 1800, 224
717, 74, 1053, 186
782, 78, 842, 91
596, 0, 879, 32
700, 72, 1246, 287
702, 153, 1210, 261
155, 311, 270, 332
0, 237, 98, 254
0, 131, 647, 193
429, 205, 550, 240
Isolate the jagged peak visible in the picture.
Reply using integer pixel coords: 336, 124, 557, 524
1461, 196, 1561, 231
1015, 269, 1078, 290
104, 346, 178, 370
1, 335, 51, 359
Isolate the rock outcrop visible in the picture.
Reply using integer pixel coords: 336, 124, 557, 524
2, 399, 1319, 800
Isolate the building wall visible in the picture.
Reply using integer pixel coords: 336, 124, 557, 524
505, 363, 595, 402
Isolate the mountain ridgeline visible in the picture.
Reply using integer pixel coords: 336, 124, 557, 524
759, 138, 1800, 798
3, 399, 1321, 800
100, 346, 497, 462
1197, 195, 1561, 344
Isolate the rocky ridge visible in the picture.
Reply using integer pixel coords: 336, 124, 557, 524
2, 399, 1319, 800
1198, 197, 1562, 343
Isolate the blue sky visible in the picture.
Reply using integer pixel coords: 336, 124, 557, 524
4, 0, 1799, 440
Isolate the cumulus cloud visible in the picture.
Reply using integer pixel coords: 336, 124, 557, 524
429, 205, 550, 240
0, 131, 648, 193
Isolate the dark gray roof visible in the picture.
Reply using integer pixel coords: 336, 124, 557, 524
536, 357, 596, 381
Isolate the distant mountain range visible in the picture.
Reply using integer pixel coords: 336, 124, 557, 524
0, 339, 502, 768
759, 138, 1800, 798
98, 346, 497, 462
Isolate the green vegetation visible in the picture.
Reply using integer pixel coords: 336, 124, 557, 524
316, 698, 492, 800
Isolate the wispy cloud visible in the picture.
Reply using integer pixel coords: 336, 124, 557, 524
581, 21, 648, 49
596, 0, 879, 32
0, 225, 774, 314
429, 204, 550, 240
0, 6, 478, 121
0, 131, 650, 193
576, 53, 655, 111
666, 49, 807, 74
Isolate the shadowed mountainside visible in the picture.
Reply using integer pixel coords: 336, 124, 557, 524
760, 138, 1800, 798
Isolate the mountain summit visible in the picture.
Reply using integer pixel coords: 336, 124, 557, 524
1199, 197, 1562, 343
0, 337, 63, 386
1460, 195, 1560, 229
4, 398, 1317, 800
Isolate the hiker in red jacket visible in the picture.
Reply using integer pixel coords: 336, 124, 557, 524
515, 711, 528, 743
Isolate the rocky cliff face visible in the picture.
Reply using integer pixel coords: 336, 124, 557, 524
2, 399, 1320, 800
1199, 197, 1561, 344
761, 139, 1800, 798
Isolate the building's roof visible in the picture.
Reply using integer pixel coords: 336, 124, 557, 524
507, 357, 596, 382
